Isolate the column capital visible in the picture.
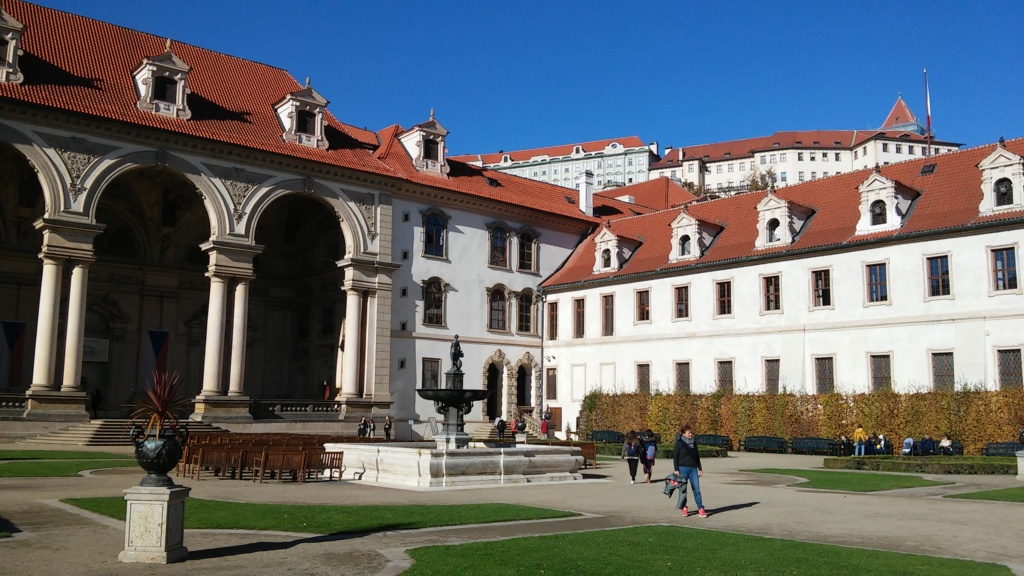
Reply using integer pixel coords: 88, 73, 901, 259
35, 217, 104, 261
200, 240, 263, 279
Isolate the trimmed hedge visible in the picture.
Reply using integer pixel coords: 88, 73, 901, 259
581, 389, 1024, 456
595, 444, 726, 459
823, 456, 1017, 475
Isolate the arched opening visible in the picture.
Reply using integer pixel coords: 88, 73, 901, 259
601, 248, 612, 268
870, 200, 887, 225
516, 365, 529, 408
679, 235, 691, 256
766, 218, 780, 243
995, 178, 1014, 207
486, 363, 501, 420
254, 194, 346, 401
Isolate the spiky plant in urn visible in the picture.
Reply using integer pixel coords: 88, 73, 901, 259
127, 371, 190, 487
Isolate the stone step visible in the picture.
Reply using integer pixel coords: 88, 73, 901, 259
19, 419, 225, 446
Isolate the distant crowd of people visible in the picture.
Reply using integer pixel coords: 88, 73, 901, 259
357, 415, 393, 440
841, 424, 956, 456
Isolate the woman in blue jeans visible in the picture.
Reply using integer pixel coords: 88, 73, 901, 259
672, 424, 706, 518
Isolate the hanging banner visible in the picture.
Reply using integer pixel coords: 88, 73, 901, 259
144, 330, 170, 380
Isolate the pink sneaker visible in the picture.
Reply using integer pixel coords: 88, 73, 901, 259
697, 508, 708, 518
680, 506, 689, 517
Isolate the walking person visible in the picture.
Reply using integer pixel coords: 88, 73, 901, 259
495, 416, 507, 442
358, 416, 367, 438
383, 416, 393, 441
368, 417, 376, 438
672, 424, 707, 518
622, 431, 643, 484
853, 423, 868, 457
641, 429, 657, 483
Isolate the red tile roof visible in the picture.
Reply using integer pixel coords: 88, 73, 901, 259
0, 0, 393, 175
543, 138, 1024, 289
450, 136, 649, 165
595, 178, 698, 210
881, 95, 918, 129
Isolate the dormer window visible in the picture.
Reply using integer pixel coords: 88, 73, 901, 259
133, 41, 192, 119
978, 144, 1023, 215
0, 8, 24, 85
669, 210, 721, 262
601, 249, 612, 268
274, 79, 329, 149
755, 193, 813, 248
855, 173, 917, 234
398, 109, 451, 177
593, 227, 637, 273
870, 200, 887, 225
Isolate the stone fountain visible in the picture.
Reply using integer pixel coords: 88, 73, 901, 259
324, 336, 585, 487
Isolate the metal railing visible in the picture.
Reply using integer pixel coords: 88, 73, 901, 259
252, 399, 342, 420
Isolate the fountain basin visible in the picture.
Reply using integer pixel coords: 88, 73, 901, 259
324, 442, 584, 488
416, 388, 490, 403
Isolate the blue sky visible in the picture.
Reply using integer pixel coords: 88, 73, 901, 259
35, 0, 1024, 155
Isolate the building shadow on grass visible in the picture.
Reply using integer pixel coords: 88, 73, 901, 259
188, 530, 372, 560
707, 501, 759, 516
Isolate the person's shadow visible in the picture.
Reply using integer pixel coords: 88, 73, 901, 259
704, 501, 759, 517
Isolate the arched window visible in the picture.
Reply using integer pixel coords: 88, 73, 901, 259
870, 200, 887, 225
423, 213, 446, 257
153, 76, 177, 104
601, 248, 612, 268
679, 235, 692, 256
423, 279, 444, 326
995, 178, 1014, 207
517, 291, 534, 333
489, 288, 507, 331
489, 227, 509, 267
517, 232, 536, 272
767, 218, 781, 243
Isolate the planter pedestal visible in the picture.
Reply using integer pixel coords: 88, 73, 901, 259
1017, 451, 1024, 481
119, 485, 190, 564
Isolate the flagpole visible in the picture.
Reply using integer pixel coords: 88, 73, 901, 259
924, 68, 932, 156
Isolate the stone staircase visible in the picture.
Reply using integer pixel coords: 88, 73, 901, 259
19, 419, 225, 446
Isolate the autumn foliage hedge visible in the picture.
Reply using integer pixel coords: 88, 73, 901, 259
580, 389, 1024, 456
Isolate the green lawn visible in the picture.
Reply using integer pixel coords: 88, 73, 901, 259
0, 460, 138, 477
404, 525, 1009, 575
947, 487, 1024, 503
0, 531, 10, 538
0, 450, 133, 461
746, 468, 951, 492
64, 498, 577, 534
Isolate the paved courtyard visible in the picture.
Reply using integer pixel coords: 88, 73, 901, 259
1, 443, 1022, 575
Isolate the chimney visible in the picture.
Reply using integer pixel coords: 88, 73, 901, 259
664, 146, 673, 157
649, 141, 659, 155
577, 170, 594, 216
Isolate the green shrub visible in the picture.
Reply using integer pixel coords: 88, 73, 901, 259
823, 456, 1016, 475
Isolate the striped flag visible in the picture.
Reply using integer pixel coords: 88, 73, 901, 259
924, 68, 932, 134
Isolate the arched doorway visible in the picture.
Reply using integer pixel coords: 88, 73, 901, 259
486, 363, 501, 420
516, 365, 529, 408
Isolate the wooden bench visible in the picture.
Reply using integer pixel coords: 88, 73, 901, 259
543, 441, 597, 468
739, 436, 788, 454
790, 437, 836, 456
982, 442, 1022, 456
590, 430, 624, 444
695, 434, 732, 451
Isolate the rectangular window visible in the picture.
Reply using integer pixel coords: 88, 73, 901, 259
728, 163, 734, 172
895, 144, 902, 154
636, 363, 651, 394
517, 294, 533, 334
716, 281, 732, 316
812, 269, 832, 307
770, 154, 776, 164
811, 171, 817, 180
815, 357, 835, 394
932, 352, 955, 391
998, 349, 1023, 389
992, 247, 1018, 291
602, 294, 614, 336
688, 164, 694, 173
763, 275, 781, 312
780, 153, 787, 162
716, 165, 723, 174
517, 235, 535, 272
854, 150, 859, 160
636, 290, 651, 322
927, 255, 951, 297
675, 362, 691, 393
810, 153, 816, 162
866, 263, 888, 303
760, 156, 766, 165
835, 152, 841, 161
882, 143, 889, 152
547, 302, 558, 340
717, 360, 734, 394
780, 171, 788, 183
546, 367, 557, 400
797, 152, 804, 161
798, 171, 805, 182
822, 152, 829, 162
908, 146, 915, 155
764, 358, 780, 394
870, 354, 892, 391
674, 285, 690, 319
573, 298, 585, 338
422, 358, 441, 389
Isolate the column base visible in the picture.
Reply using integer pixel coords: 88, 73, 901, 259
119, 485, 190, 564
189, 395, 253, 423
23, 390, 89, 421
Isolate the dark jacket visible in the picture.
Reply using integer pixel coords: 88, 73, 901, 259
672, 434, 702, 471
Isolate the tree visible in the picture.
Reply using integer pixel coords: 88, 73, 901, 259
746, 167, 777, 192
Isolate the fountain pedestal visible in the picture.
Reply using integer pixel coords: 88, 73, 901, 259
418, 369, 488, 450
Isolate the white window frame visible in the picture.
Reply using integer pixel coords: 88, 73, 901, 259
867, 352, 894, 391
922, 252, 954, 301
813, 355, 837, 394
863, 259, 892, 307
929, 349, 955, 391
672, 283, 691, 322
760, 272, 783, 315
988, 243, 1021, 296
809, 267, 834, 311
713, 278, 734, 319
634, 288, 652, 325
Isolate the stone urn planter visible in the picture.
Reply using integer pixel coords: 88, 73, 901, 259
130, 426, 187, 487
127, 370, 190, 487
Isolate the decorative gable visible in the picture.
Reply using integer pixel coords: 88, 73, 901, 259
754, 193, 813, 249
668, 208, 719, 262
592, 226, 639, 273
398, 109, 450, 177
977, 142, 1023, 215
273, 79, 329, 149
855, 172, 918, 234
132, 40, 192, 119
0, 7, 24, 85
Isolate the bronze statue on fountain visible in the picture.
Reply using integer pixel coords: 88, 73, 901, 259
416, 335, 490, 449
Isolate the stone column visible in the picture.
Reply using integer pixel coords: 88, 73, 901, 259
340, 288, 363, 399
200, 274, 228, 396
29, 256, 64, 391
227, 279, 249, 397
61, 261, 91, 392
